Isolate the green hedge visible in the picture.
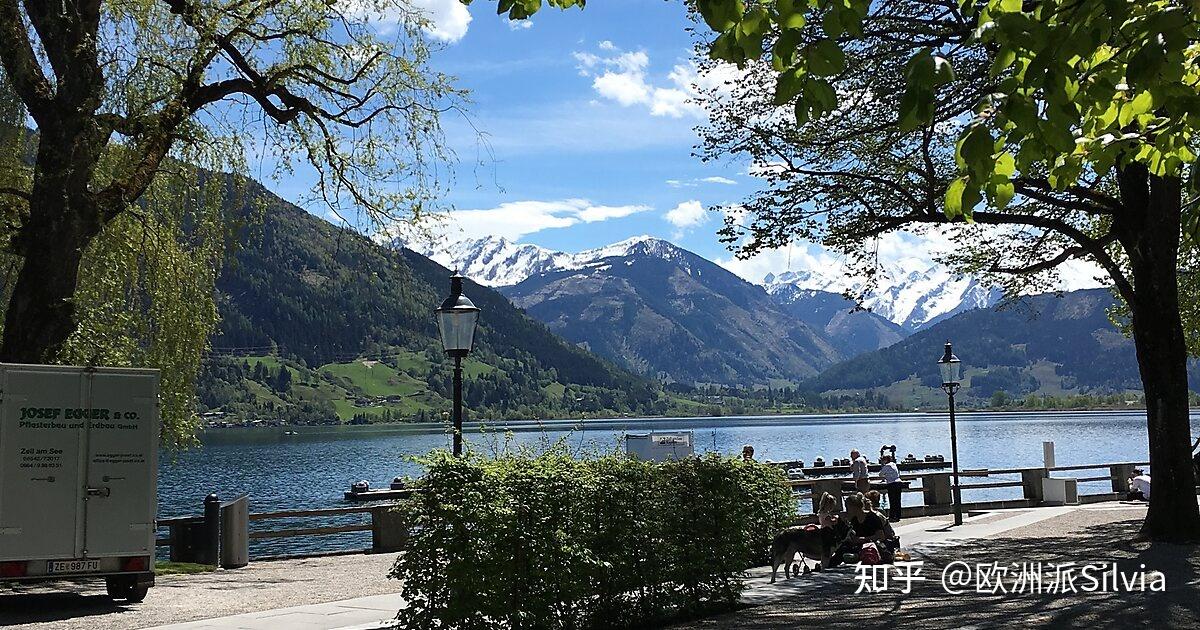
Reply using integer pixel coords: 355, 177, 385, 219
390, 448, 794, 629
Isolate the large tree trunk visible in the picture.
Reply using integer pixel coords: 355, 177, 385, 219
1115, 164, 1200, 542
0, 124, 104, 363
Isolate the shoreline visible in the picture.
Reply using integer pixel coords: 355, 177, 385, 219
196, 407, 1180, 440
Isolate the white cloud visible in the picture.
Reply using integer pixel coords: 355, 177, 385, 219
716, 244, 842, 285
746, 160, 788, 178
667, 176, 737, 188
343, 0, 472, 42
576, 203, 648, 223
573, 43, 705, 119
507, 19, 533, 31
664, 200, 707, 229
594, 68, 652, 106
399, 199, 652, 242
410, 0, 472, 43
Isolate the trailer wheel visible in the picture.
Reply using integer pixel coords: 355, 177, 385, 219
124, 583, 149, 603
106, 576, 148, 602
105, 576, 132, 600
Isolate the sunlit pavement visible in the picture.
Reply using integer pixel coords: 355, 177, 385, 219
143, 593, 403, 630
670, 503, 1200, 630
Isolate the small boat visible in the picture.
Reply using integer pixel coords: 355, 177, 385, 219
343, 478, 418, 501
282, 430, 299, 436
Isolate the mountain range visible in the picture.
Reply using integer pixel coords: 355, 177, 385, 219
203, 193, 1170, 421
498, 237, 842, 384
412, 235, 1003, 384
796, 287, 1200, 407
416, 235, 1001, 333
411, 233, 1188, 403
200, 182, 664, 424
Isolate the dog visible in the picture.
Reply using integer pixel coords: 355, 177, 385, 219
769, 516, 853, 583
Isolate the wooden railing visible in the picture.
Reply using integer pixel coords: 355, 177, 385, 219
157, 498, 413, 566
156, 460, 1155, 568
783, 460, 1150, 518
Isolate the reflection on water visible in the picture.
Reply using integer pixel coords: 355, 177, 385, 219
159, 410, 1198, 556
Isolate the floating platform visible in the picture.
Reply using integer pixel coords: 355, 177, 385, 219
343, 488, 419, 501
772, 459, 951, 477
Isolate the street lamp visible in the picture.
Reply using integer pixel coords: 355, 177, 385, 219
938, 341, 964, 526
436, 272, 479, 457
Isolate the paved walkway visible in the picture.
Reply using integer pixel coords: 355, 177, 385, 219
146, 594, 402, 630
2, 552, 403, 630
670, 502, 1200, 630
5, 503, 1173, 630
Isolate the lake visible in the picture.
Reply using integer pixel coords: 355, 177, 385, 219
158, 410, 1200, 556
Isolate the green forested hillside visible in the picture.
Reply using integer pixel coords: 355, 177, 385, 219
197, 183, 662, 424
801, 288, 1200, 408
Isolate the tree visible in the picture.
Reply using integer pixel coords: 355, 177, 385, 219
0, 1, 459, 364
473, 0, 1200, 541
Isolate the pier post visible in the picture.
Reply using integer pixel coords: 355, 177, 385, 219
203, 493, 222, 566
371, 506, 409, 552
1110, 463, 1137, 493
1021, 468, 1049, 503
923, 473, 952, 509
811, 479, 844, 512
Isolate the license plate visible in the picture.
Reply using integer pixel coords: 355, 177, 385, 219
47, 559, 101, 574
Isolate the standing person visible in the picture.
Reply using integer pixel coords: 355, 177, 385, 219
878, 454, 904, 523
850, 449, 870, 493
741, 444, 755, 462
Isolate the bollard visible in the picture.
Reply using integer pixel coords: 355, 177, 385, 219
811, 479, 844, 512
1110, 463, 1138, 493
1021, 468, 1049, 503
203, 493, 221, 566
922, 472, 952, 507
220, 495, 250, 569
371, 506, 409, 553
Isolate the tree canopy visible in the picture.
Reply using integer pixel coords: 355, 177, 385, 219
0, 1, 462, 445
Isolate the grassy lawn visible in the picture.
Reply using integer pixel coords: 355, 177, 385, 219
243, 355, 285, 371
155, 561, 215, 576
543, 381, 566, 400
321, 360, 428, 398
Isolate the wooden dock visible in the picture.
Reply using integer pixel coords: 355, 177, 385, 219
770, 459, 950, 477
343, 487, 419, 501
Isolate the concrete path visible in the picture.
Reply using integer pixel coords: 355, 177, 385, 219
141, 505, 1110, 630
669, 503, 1197, 630
144, 593, 402, 630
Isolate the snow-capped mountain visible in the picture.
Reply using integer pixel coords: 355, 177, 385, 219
409, 235, 696, 287
413, 234, 999, 333
763, 264, 1000, 331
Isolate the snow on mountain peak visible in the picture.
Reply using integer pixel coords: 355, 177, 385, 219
763, 262, 1000, 331
414, 234, 690, 287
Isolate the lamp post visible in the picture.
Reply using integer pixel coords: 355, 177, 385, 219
938, 341, 964, 526
436, 272, 479, 457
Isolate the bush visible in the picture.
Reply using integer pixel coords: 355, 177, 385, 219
390, 447, 794, 629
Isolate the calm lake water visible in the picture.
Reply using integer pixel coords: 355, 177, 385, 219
158, 410, 1200, 556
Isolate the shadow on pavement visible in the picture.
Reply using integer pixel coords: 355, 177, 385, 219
668, 518, 1199, 629
0, 586, 137, 626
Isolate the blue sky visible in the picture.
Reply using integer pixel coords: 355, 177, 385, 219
259, 1, 1101, 289
265, 0, 793, 280
423, 1, 753, 261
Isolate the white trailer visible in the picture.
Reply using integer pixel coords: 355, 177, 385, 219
0, 364, 159, 601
